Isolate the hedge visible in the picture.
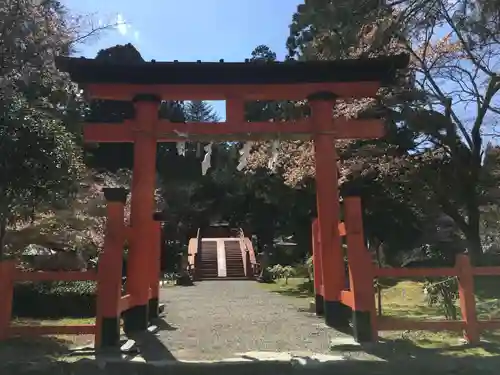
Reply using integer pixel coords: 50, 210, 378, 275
12, 281, 96, 318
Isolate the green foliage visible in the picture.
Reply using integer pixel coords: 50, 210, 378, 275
0, 0, 87, 256
0, 92, 84, 209
12, 281, 96, 318
95, 43, 144, 63
287, 0, 392, 60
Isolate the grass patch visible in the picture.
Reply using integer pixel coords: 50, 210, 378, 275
377, 279, 500, 357
260, 277, 314, 298
264, 276, 500, 357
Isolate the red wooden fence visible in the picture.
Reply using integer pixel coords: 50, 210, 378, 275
313, 196, 500, 343
0, 262, 100, 342
0, 187, 161, 348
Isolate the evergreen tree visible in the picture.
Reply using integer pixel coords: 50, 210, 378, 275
0, 0, 90, 257
185, 101, 220, 122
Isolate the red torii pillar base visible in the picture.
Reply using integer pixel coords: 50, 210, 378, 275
315, 296, 325, 316
148, 212, 163, 321
344, 197, 376, 342
312, 219, 324, 316
148, 299, 159, 321
97, 187, 129, 348
123, 306, 148, 335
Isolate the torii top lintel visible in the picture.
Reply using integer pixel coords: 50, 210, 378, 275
56, 54, 409, 101
56, 53, 409, 142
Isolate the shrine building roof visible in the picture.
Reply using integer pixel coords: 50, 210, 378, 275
56, 53, 409, 85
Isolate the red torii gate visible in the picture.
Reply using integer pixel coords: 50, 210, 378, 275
57, 53, 409, 344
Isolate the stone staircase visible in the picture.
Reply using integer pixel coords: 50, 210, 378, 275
199, 240, 219, 279
224, 240, 245, 278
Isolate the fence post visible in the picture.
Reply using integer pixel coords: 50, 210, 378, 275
456, 254, 480, 344
95, 187, 128, 349
312, 218, 324, 315
344, 197, 376, 342
0, 261, 15, 340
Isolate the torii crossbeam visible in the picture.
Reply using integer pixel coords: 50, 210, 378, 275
83, 118, 385, 142
57, 53, 409, 335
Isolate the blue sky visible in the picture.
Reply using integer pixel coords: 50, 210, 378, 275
65, 0, 302, 117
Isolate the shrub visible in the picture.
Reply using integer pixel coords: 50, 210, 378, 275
294, 258, 313, 281
268, 264, 284, 280
12, 280, 96, 318
267, 264, 295, 284
281, 266, 295, 284
423, 277, 458, 320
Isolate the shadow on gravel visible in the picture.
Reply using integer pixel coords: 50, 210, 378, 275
358, 337, 500, 361
328, 337, 500, 374
95, 318, 178, 363
154, 318, 177, 332
0, 336, 71, 365
2, 356, 500, 375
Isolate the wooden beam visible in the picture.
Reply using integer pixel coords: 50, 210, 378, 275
84, 123, 133, 143
84, 81, 381, 101
226, 98, 245, 123
9, 324, 96, 337
83, 119, 385, 143
155, 119, 313, 136
377, 317, 465, 332
333, 119, 385, 139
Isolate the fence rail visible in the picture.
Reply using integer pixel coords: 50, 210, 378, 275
8, 324, 96, 337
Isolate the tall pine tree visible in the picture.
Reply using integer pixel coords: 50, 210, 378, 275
185, 101, 219, 122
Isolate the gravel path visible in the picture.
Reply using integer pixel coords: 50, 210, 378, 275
156, 280, 348, 361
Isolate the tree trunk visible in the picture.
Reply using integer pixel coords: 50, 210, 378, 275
464, 179, 482, 264
0, 216, 7, 260
464, 218, 482, 265
467, 124, 483, 264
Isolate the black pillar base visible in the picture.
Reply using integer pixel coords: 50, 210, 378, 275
123, 304, 149, 334
99, 317, 121, 348
352, 310, 374, 342
148, 298, 159, 320
324, 300, 351, 331
315, 294, 324, 316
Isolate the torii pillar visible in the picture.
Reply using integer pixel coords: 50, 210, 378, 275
309, 92, 349, 329
123, 94, 160, 333
149, 212, 164, 320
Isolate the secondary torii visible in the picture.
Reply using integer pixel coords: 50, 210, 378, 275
57, 53, 409, 332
